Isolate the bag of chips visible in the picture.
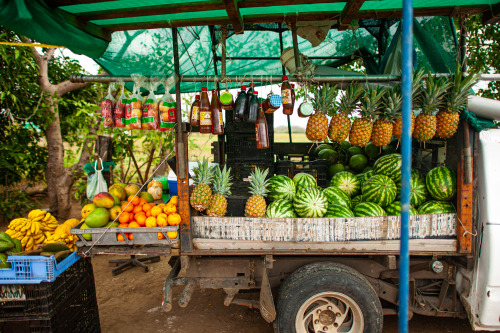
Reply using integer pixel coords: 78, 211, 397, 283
101, 83, 115, 128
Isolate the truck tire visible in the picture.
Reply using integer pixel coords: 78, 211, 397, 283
274, 262, 383, 333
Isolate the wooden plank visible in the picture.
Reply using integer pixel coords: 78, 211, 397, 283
55, 9, 112, 42
338, 0, 366, 31
73, 2, 224, 21
102, 18, 231, 31
77, 245, 173, 256
238, 0, 347, 7
223, 0, 244, 34
457, 146, 473, 254
46, 0, 113, 6
482, 3, 500, 25
193, 238, 458, 255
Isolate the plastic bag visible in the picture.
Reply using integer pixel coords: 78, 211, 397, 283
142, 78, 161, 130
126, 74, 145, 130
114, 80, 127, 128
101, 83, 116, 128
87, 159, 108, 200
159, 76, 177, 131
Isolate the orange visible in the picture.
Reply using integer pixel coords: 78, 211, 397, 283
157, 203, 166, 211
128, 233, 134, 240
139, 198, 148, 206
143, 203, 154, 212
167, 231, 178, 239
167, 213, 181, 226
150, 205, 163, 217
128, 221, 140, 228
163, 203, 177, 215
133, 205, 143, 214
117, 234, 126, 241
118, 212, 130, 224
135, 212, 147, 226
145, 216, 157, 228
157, 232, 165, 240
118, 223, 128, 228
128, 213, 135, 223
146, 210, 152, 217
169, 196, 178, 206
157, 213, 168, 227
128, 195, 140, 206
121, 202, 134, 213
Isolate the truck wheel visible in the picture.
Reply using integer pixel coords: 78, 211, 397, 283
274, 262, 383, 333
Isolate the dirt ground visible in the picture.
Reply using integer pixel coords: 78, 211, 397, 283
13, 197, 479, 332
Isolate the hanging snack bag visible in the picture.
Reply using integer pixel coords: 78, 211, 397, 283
142, 79, 161, 130
159, 77, 176, 131
126, 75, 145, 130
101, 83, 115, 128
114, 81, 126, 128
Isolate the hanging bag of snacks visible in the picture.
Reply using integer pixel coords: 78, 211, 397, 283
159, 76, 177, 131
126, 75, 145, 130
142, 78, 161, 130
101, 83, 116, 128
114, 80, 127, 128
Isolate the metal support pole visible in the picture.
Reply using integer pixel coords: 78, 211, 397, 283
172, 27, 193, 252
399, 0, 413, 331
279, 24, 293, 143
460, 16, 473, 184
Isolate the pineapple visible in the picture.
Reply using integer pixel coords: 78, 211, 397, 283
371, 86, 400, 147
413, 73, 451, 142
393, 69, 425, 140
349, 85, 386, 147
244, 168, 270, 217
190, 157, 214, 212
328, 83, 363, 143
306, 84, 338, 142
206, 166, 232, 217
436, 64, 479, 139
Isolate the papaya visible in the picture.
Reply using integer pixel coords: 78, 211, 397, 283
0, 241, 14, 252
54, 250, 71, 263
40, 252, 56, 257
40, 242, 69, 253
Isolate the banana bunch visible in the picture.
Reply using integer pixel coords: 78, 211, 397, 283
44, 219, 80, 252
6, 210, 59, 251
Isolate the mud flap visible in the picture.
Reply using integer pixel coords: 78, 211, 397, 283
260, 267, 276, 323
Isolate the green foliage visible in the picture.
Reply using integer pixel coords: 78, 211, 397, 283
0, 190, 38, 222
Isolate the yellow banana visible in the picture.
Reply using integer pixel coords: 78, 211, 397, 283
34, 236, 45, 244
21, 235, 29, 246
44, 231, 52, 238
43, 213, 52, 222
26, 237, 34, 249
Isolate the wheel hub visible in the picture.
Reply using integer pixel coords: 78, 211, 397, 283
318, 309, 335, 326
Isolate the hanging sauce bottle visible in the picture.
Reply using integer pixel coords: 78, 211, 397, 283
244, 83, 255, 120
291, 83, 296, 110
234, 85, 247, 122
189, 94, 201, 127
247, 91, 259, 123
255, 104, 269, 149
281, 76, 293, 115
199, 87, 212, 133
211, 89, 224, 135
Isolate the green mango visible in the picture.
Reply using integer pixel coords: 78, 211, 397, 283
84, 207, 110, 228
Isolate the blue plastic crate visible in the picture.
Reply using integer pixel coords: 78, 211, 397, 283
0, 252, 80, 284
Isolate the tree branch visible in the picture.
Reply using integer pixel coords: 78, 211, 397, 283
55, 80, 90, 97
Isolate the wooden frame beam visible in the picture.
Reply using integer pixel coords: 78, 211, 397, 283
55, 8, 112, 41
482, 3, 500, 25
45, 0, 114, 6
338, 0, 366, 31
223, 0, 244, 34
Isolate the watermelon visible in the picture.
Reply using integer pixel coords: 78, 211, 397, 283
417, 201, 456, 215
293, 173, 317, 190
325, 204, 355, 218
373, 153, 402, 182
362, 174, 397, 207
385, 201, 418, 216
426, 166, 457, 201
359, 170, 374, 187
396, 169, 428, 207
323, 186, 351, 208
353, 202, 386, 217
265, 199, 297, 218
293, 187, 328, 217
351, 195, 363, 208
268, 175, 296, 201
329, 171, 360, 197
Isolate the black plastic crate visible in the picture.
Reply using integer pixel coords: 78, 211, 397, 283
225, 132, 275, 163
0, 258, 93, 318
0, 259, 100, 333
224, 110, 274, 134
276, 159, 329, 188
226, 162, 275, 182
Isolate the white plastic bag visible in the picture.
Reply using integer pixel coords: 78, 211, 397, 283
87, 159, 108, 200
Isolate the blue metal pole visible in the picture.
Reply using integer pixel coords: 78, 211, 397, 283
399, 0, 413, 331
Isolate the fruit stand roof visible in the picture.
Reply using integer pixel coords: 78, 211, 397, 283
1, 0, 499, 92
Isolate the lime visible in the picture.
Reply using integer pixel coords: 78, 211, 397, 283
318, 149, 338, 164
363, 166, 373, 173
349, 154, 368, 173
382, 145, 396, 155
328, 164, 345, 178
347, 146, 364, 158
314, 144, 333, 157
364, 142, 380, 160
340, 141, 352, 150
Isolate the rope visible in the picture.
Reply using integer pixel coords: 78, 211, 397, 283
0, 41, 63, 48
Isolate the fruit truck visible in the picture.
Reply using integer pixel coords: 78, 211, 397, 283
3, 0, 500, 332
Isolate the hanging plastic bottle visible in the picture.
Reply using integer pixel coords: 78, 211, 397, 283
244, 83, 255, 119
211, 89, 224, 135
190, 94, 201, 127
256, 104, 269, 149
291, 83, 296, 110
234, 85, 247, 122
199, 87, 212, 133
281, 76, 293, 115
247, 91, 259, 123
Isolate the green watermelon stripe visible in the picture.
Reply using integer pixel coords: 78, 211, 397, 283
293, 173, 317, 189
373, 154, 402, 182
293, 188, 328, 217
426, 167, 457, 201
361, 174, 397, 207
353, 202, 386, 217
